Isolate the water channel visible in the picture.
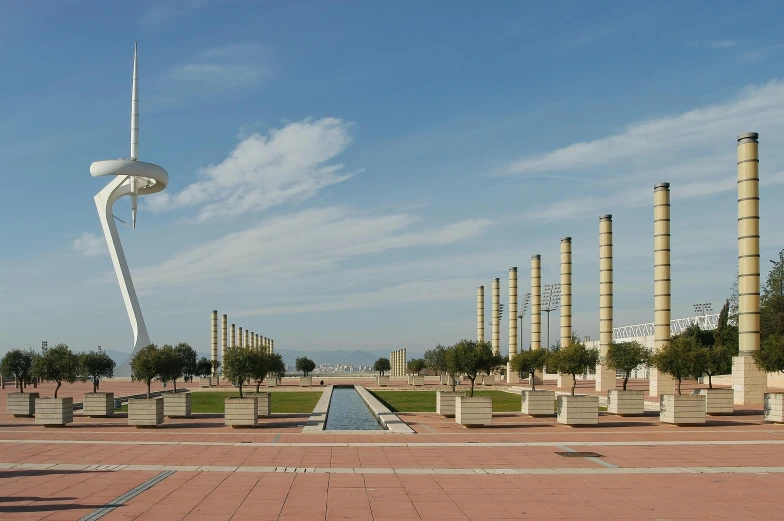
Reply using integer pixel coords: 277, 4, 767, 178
324, 387, 384, 431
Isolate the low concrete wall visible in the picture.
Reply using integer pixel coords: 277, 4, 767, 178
482, 375, 495, 386
376, 375, 390, 387
302, 386, 333, 432
660, 395, 705, 425
35, 397, 73, 426
355, 386, 414, 433
411, 375, 424, 387
300, 376, 312, 387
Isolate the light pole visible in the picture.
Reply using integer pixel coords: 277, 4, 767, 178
518, 292, 531, 351
41, 341, 48, 354
542, 283, 561, 350
693, 302, 713, 328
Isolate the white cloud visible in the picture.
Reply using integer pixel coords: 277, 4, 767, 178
72, 232, 106, 257
689, 40, 739, 49
141, 0, 209, 28
146, 118, 357, 222
168, 44, 271, 91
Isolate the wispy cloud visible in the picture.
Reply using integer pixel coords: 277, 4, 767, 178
141, 0, 209, 28
688, 40, 740, 49
165, 43, 271, 94
146, 117, 357, 222
743, 43, 784, 62
72, 232, 106, 257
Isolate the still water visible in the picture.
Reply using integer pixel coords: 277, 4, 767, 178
324, 388, 383, 431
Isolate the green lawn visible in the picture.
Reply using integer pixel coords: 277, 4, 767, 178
120, 391, 321, 414
370, 390, 522, 413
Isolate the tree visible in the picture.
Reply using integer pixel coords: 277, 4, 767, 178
0, 349, 34, 393
650, 334, 705, 395
424, 345, 447, 376
295, 357, 316, 377
407, 358, 426, 375
130, 344, 161, 399
753, 334, 784, 374
211, 359, 221, 377
79, 351, 116, 393
267, 353, 286, 382
714, 300, 739, 356
175, 343, 198, 383
32, 344, 80, 399
605, 341, 650, 391
249, 350, 270, 393
454, 339, 493, 397
373, 358, 391, 376
510, 349, 549, 391
222, 346, 254, 398
548, 340, 599, 396
444, 345, 460, 392
157, 344, 183, 392
196, 357, 213, 378
761, 249, 784, 340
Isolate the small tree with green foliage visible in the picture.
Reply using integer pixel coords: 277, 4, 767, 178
79, 351, 116, 393
444, 345, 460, 392
249, 350, 270, 393
211, 359, 221, 377
714, 300, 739, 356
196, 357, 213, 378
373, 357, 391, 376
510, 349, 549, 391
0, 349, 34, 393
222, 346, 254, 398
454, 339, 493, 397
32, 344, 80, 399
407, 358, 426, 375
761, 249, 784, 340
605, 341, 650, 391
650, 334, 705, 395
753, 334, 784, 375
268, 353, 286, 382
295, 357, 316, 377
423, 344, 447, 376
157, 344, 183, 392
548, 340, 599, 396
130, 344, 161, 399
175, 343, 198, 383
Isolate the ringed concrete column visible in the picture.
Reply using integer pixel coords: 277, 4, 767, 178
650, 183, 675, 396
558, 238, 574, 390
243, 329, 249, 348
507, 267, 519, 383
477, 286, 485, 342
211, 310, 218, 377
270, 339, 274, 354
596, 215, 616, 391
491, 278, 500, 355
238, 327, 243, 347
531, 255, 541, 351
231, 324, 236, 348
734, 132, 767, 405
221, 314, 227, 369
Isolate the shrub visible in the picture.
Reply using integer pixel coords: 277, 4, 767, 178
130, 344, 161, 399
32, 344, 80, 399
80, 351, 116, 393
0, 349, 34, 393
605, 341, 650, 391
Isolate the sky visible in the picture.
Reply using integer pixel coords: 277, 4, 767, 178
2, 0, 784, 359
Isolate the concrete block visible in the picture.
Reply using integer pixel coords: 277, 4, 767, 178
694, 388, 734, 415
763, 393, 784, 423
659, 394, 705, 425
246, 392, 271, 417
128, 397, 164, 427
34, 397, 73, 426
455, 395, 492, 427
436, 391, 466, 417
225, 397, 258, 427
649, 368, 675, 397
300, 376, 312, 387
521, 390, 555, 416
482, 375, 495, 386
732, 356, 767, 405
376, 375, 390, 387
607, 390, 644, 416
265, 377, 278, 387
83, 392, 114, 417
164, 392, 192, 418
557, 373, 575, 391
557, 395, 599, 425
411, 375, 424, 386
7, 392, 39, 417
199, 377, 212, 388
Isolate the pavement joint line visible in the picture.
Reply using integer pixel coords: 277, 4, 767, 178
77, 470, 174, 521
272, 434, 281, 443
417, 423, 436, 433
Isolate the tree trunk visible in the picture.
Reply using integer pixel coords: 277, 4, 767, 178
450, 374, 456, 392
239, 383, 243, 398
55, 381, 61, 399
469, 377, 475, 397
530, 371, 536, 391
708, 373, 713, 389
93, 378, 98, 394
173, 379, 177, 393
147, 381, 151, 399
623, 374, 629, 391
571, 374, 576, 396
677, 378, 682, 396
256, 382, 261, 393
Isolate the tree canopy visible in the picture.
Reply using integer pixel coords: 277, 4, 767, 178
761, 249, 784, 340
373, 357, 390, 376
295, 357, 316, 376
605, 341, 649, 391
0, 349, 34, 393
650, 334, 705, 395
222, 346, 254, 398
196, 357, 213, 378
407, 358, 426, 375
79, 350, 116, 393
548, 340, 599, 395
453, 339, 493, 397
510, 348, 549, 391
157, 344, 183, 392
753, 334, 784, 374
175, 343, 198, 383
423, 344, 447, 375
32, 344, 80, 399
131, 344, 161, 399
249, 350, 270, 393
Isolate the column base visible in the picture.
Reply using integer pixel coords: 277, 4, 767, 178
595, 363, 616, 392
648, 368, 675, 397
506, 362, 519, 384
732, 355, 767, 405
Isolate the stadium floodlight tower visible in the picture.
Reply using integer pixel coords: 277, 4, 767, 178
90, 43, 168, 355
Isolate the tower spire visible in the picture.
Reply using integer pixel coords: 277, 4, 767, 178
130, 42, 139, 228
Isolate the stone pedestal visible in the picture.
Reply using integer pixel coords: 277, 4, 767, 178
164, 392, 192, 418
521, 390, 555, 416
128, 397, 164, 427
225, 397, 258, 427
440, 375, 449, 385
436, 391, 465, 417
607, 390, 644, 416
83, 392, 114, 417
557, 373, 575, 391
506, 363, 519, 384
376, 375, 390, 386
265, 377, 278, 387
694, 388, 734, 415
455, 395, 492, 427
300, 376, 312, 387
210, 377, 218, 387
595, 364, 616, 392
7, 392, 39, 417
247, 392, 271, 417
659, 395, 705, 425
407, 375, 413, 385
35, 397, 73, 426
557, 395, 599, 426
411, 375, 424, 386
648, 368, 675, 397
482, 375, 495, 386
763, 393, 783, 423
199, 377, 212, 388
732, 356, 766, 405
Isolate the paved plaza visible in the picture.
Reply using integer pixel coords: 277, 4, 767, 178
2, 380, 783, 520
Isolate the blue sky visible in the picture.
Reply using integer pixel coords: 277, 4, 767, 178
3, 0, 784, 358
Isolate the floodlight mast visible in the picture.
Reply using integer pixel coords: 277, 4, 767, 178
542, 283, 561, 350
518, 292, 531, 350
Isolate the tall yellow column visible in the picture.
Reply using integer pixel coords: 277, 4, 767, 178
596, 215, 616, 391
531, 255, 541, 351
491, 278, 500, 355
507, 267, 519, 383
211, 310, 218, 377
221, 314, 227, 369
238, 327, 243, 347
477, 286, 485, 342
231, 324, 236, 348
733, 132, 767, 405
243, 329, 249, 348
558, 238, 574, 390
650, 183, 675, 396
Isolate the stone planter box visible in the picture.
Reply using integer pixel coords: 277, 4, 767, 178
83, 392, 114, 417
7, 392, 39, 417
436, 391, 466, 417
557, 395, 599, 426
128, 397, 164, 427
246, 392, 271, 417
763, 393, 784, 423
164, 392, 192, 418
694, 388, 734, 415
407, 375, 413, 385
607, 390, 644, 416
300, 376, 312, 387
482, 375, 495, 386
35, 397, 73, 426
199, 377, 212, 388
265, 377, 278, 387
376, 375, 390, 386
411, 375, 424, 386
660, 394, 705, 425
225, 397, 258, 427
521, 390, 555, 416
455, 395, 492, 427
